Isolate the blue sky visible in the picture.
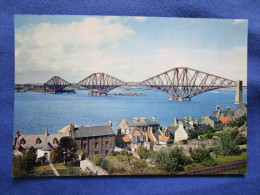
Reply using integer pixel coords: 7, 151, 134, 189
15, 15, 248, 83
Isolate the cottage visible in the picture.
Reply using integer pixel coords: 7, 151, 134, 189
201, 115, 222, 130
13, 129, 68, 161
218, 116, 232, 127
212, 105, 234, 117
118, 117, 160, 134
173, 122, 189, 143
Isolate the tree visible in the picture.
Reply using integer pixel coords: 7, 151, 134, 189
58, 137, 77, 164
235, 133, 247, 145
13, 147, 37, 176
137, 146, 150, 159
50, 148, 62, 163
152, 147, 190, 174
231, 114, 247, 127
214, 133, 241, 156
189, 147, 216, 166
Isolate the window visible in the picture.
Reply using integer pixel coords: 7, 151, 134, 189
105, 141, 109, 148
83, 143, 87, 150
95, 151, 99, 154
20, 138, 26, 145
105, 150, 109, 156
95, 142, 98, 149
53, 138, 58, 145
36, 138, 42, 144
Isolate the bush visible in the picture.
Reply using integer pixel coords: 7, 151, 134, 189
152, 147, 190, 174
214, 133, 241, 156
109, 150, 119, 156
189, 147, 212, 163
137, 146, 150, 159
202, 157, 217, 167
235, 133, 247, 145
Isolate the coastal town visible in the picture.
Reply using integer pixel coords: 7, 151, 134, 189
13, 103, 247, 176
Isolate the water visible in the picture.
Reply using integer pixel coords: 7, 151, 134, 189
14, 88, 247, 135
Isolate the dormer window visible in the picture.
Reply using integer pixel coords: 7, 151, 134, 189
36, 138, 42, 144
53, 138, 58, 145
20, 138, 26, 145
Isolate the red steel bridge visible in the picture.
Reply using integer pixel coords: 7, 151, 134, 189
15, 67, 239, 101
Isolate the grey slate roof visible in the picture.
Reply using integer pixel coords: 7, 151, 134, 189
126, 120, 160, 127
16, 133, 68, 151
209, 116, 219, 122
74, 125, 115, 138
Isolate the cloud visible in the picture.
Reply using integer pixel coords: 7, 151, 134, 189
233, 19, 247, 24
15, 17, 134, 83
15, 17, 247, 85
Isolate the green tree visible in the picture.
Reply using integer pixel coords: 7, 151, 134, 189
189, 147, 216, 167
13, 147, 37, 176
235, 133, 247, 145
152, 147, 190, 174
50, 148, 62, 163
214, 133, 241, 156
137, 146, 150, 159
58, 137, 77, 164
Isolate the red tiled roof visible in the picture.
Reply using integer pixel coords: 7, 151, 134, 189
133, 131, 141, 136
117, 134, 131, 143
219, 117, 231, 125
122, 134, 131, 142
159, 136, 170, 142
148, 134, 154, 142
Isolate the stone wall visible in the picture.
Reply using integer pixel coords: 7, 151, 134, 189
75, 135, 115, 157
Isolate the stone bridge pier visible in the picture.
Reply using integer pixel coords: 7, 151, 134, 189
235, 80, 243, 105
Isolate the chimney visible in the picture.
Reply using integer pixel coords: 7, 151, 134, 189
151, 117, 157, 121
133, 117, 138, 122
45, 129, 49, 136
108, 120, 112, 127
173, 117, 178, 126
216, 105, 220, 111
140, 117, 146, 121
15, 130, 20, 138
226, 106, 230, 111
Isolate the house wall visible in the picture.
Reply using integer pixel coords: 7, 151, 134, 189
174, 124, 188, 142
75, 135, 115, 157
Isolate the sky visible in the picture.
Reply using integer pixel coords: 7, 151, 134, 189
15, 15, 248, 84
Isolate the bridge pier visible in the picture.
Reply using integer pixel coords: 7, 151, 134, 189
235, 80, 243, 105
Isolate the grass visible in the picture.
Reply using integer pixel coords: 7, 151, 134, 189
215, 152, 247, 164
33, 164, 52, 172
53, 163, 67, 170
184, 163, 204, 171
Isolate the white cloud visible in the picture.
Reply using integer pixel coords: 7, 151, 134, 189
15, 17, 134, 83
15, 17, 247, 85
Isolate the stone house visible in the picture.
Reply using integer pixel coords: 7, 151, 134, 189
212, 105, 234, 118
172, 121, 189, 143
13, 129, 68, 161
218, 116, 232, 127
69, 122, 116, 157
201, 115, 222, 130
118, 117, 160, 134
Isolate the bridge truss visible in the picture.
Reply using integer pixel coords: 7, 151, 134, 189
43, 76, 71, 93
141, 67, 236, 100
77, 73, 126, 96
16, 67, 237, 100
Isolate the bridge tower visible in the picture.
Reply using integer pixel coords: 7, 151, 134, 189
235, 80, 243, 105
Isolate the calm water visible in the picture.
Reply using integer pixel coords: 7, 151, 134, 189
14, 88, 247, 135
